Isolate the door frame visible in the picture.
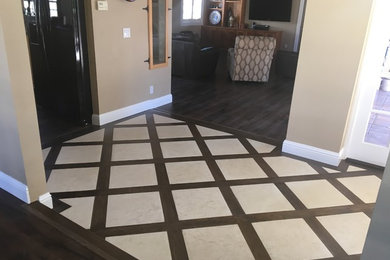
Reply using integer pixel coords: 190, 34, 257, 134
344, 0, 390, 167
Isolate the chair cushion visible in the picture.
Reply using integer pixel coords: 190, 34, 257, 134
234, 36, 276, 51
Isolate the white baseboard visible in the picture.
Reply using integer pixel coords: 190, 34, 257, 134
282, 140, 342, 166
92, 94, 172, 126
39, 192, 53, 209
0, 171, 30, 203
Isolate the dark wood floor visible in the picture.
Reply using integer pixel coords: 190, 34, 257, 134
158, 50, 295, 143
37, 105, 95, 148
0, 188, 105, 259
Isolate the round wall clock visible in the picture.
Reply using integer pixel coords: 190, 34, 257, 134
209, 11, 221, 25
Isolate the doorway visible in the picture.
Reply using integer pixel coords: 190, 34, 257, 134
346, 0, 390, 167
22, 0, 92, 147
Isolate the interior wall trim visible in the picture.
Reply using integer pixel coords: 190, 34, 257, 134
92, 94, 173, 126
39, 192, 53, 209
282, 140, 341, 166
0, 171, 30, 203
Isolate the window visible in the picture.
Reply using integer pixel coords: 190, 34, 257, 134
182, 0, 203, 25
23, 0, 36, 16
49, 0, 58, 17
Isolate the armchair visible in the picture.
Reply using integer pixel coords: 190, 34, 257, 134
227, 35, 276, 82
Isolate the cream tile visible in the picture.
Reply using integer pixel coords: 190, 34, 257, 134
160, 141, 202, 158
42, 147, 51, 161
183, 225, 254, 260
317, 213, 371, 255
216, 158, 268, 180
205, 139, 248, 155
106, 192, 164, 227
60, 197, 94, 229
117, 115, 147, 125
323, 167, 340, 174
111, 143, 153, 161
338, 175, 381, 203
156, 125, 193, 139
264, 156, 318, 177
109, 164, 157, 188
253, 218, 332, 260
165, 161, 214, 184
66, 129, 105, 143
47, 167, 99, 192
172, 187, 231, 220
56, 145, 102, 164
106, 232, 171, 260
287, 180, 353, 208
247, 139, 276, 153
347, 165, 366, 172
232, 184, 294, 214
113, 127, 149, 141
154, 114, 184, 124
196, 125, 231, 137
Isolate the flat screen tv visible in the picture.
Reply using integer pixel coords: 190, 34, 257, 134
249, 0, 292, 22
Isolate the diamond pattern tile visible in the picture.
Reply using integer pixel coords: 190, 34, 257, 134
253, 219, 333, 260
317, 213, 371, 255
323, 167, 340, 174
111, 143, 153, 161
165, 161, 214, 184
154, 114, 184, 124
232, 184, 294, 214
113, 127, 149, 141
205, 139, 248, 155
196, 125, 231, 137
160, 141, 202, 158
264, 156, 318, 177
47, 167, 99, 192
56, 145, 102, 164
42, 147, 51, 161
216, 158, 267, 180
60, 197, 95, 229
183, 225, 254, 260
156, 125, 193, 139
44, 111, 381, 260
287, 180, 353, 208
65, 129, 105, 143
172, 188, 231, 220
109, 164, 157, 188
106, 192, 164, 227
247, 139, 276, 153
106, 232, 171, 260
347, 165, 366, 172
337, 175, 381, 203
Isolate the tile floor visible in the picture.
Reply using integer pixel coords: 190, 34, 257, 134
43, 110, 383, 260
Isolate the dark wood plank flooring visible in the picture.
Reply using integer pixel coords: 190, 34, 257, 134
158, 50, 295, 142
0, 188, 104, 259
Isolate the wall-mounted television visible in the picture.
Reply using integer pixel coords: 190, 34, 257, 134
249, 0, 292, 22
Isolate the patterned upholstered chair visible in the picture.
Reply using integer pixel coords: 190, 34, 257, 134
227, 35, 276, 82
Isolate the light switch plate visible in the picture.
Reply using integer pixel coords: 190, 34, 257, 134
97, 0, 108, 11
123, 28, 131, 39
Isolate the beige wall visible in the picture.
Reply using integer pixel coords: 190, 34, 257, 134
245, 0, 302, 51
0, 0, 47, 201
86, 0, 172, 115
286, 0, 374, 153
0, 21, 26, 184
